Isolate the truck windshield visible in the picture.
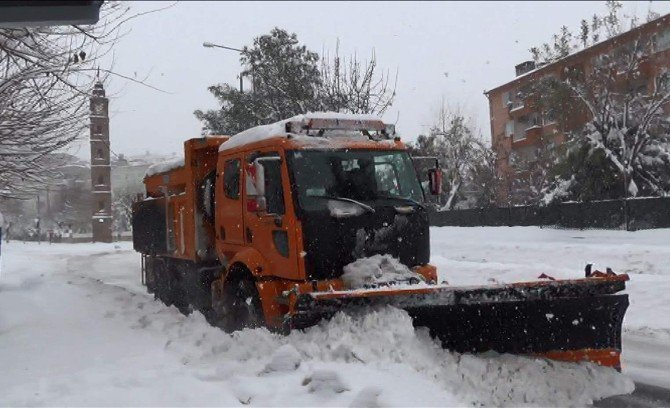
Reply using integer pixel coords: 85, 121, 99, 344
288, 150, 424, 211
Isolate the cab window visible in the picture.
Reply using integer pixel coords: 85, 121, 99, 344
263, 158, 285, 215
224, 158, 240, 199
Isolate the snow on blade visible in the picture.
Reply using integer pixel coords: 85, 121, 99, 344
144, 157, 185, 177
327, 200, 366, 218
341, 254, 424, 288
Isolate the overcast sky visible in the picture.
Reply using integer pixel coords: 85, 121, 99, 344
68, 1, 670, 159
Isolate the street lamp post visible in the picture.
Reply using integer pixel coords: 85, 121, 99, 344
203, 41, 247, 93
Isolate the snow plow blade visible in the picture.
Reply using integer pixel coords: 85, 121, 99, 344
288, 274, 629, 369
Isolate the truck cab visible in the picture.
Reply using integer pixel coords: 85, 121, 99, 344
210, 115, 440, 329
133, 113, 441, 332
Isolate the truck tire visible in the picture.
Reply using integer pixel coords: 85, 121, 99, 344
154, 260, 172, 306
209, 274, 263, 332
155, 260, 181, 308
145, 256, 157, 294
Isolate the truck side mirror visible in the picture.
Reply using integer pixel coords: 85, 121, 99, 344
248, 157, 281, 214
245, 162, 266, 213
427, 168, 442, 195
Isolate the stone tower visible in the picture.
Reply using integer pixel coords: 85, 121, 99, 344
89, 80, 113, 243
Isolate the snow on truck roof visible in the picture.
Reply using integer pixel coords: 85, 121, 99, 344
144, 136, 228, 178
218, 112, 394, 151
144, 113, 394, 177
145, 157, 184, 178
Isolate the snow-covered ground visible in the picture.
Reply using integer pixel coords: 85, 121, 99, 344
1, 226, 667, 406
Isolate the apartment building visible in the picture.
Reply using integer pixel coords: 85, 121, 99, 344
485, 14, 670, 205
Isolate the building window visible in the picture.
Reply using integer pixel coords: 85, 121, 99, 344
98, 201, 105, 211
97, 175, 104, 185
591, 54, 607, 67
513, 118, 527, 142
527, 113, 542, 128
656, 72, 669, 93
544, 108, 557, 125
96, 148, 104, 159
502, 91, 512, 107
635, 83, 648, 95
657, 29, 670, 53
564, 63, 585, 81
651, 33, 658, 53
505, 120, 515, 137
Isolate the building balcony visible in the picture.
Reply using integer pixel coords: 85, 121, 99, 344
508, 101, 532, 118
511, 125, 542, 146
525, 125, 543, 139
638, 56, 653, 77
543, 120, 558, 130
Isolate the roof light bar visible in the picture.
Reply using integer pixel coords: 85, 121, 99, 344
306, 118, 385, 132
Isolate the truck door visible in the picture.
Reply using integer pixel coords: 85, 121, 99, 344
244, 151, 300, 280
217, 157, 244, 245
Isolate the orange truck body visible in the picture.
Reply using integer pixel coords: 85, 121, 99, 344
133, 115, 629, 369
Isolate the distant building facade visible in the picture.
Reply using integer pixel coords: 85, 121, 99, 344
90, 81, 113, 242
485, 14, 670, 205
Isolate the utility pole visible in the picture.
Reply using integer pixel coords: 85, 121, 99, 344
622, 160, 630, 231
202, 41, 249, 93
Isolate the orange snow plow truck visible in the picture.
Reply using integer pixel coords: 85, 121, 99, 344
132, 113, 629, 369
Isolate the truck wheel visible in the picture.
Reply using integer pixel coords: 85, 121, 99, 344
210, 276, 263, 332
146, 257, 157, 294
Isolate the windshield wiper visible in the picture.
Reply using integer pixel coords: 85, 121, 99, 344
379, 195, 425, 209
308, 195, 375, 213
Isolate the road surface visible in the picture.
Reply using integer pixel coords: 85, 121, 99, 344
596, 382, 670, 407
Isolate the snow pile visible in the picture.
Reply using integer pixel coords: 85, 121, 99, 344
144, 157, 184, 177
263, 344, 302, 373
301, 370, 349, 394
341, 254, 424, 288
287, 307, 633, 406
43, 283, 626, 407
349, 386, 383, 407
219, 111, 384, 151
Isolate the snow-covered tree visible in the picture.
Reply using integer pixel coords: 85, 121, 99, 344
529, 1, 651, 65
508, 137, 562, 205
545, 140, 623, 203
195, 29, 397, 135
541, 36, 670, 202
194, 28, 322, 135
410, 105, 493, 210
469, 147, 499, 208
319, 41, 397, 115
112, 190, 135, 233
0, 2, 165, 200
